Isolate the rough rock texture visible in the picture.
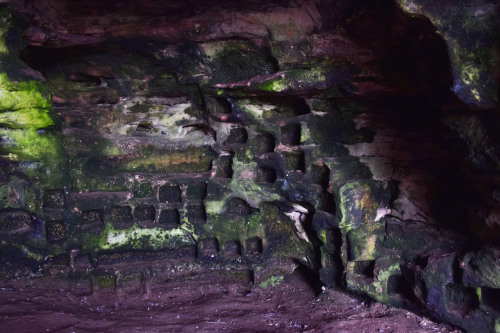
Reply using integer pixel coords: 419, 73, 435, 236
0, 0, 499, 331
397, 0, 499, 109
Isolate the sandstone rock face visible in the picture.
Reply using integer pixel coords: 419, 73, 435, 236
0, 0, 498, 331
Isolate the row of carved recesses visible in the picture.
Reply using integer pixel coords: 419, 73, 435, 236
66, 238, 263, 297
41, 182, 209, 241
210, 96, 311, 185
68, 245, 258, 297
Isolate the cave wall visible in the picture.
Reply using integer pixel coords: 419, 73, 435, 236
0, 0, 499, 331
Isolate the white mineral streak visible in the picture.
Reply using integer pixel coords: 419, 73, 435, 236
285, 204, 310, 242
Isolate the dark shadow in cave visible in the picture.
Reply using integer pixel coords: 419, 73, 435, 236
339, 0, 489, 240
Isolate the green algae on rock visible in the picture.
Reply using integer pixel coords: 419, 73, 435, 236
397, 0, 499, 108
338, 181, 380, 232
82, 223, 194, 255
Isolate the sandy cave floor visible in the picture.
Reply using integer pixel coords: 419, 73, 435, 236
0, 278, 463, 333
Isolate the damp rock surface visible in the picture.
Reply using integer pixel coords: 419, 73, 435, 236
0, 0, 498, 332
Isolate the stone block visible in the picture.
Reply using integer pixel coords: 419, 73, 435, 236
43, 190, 66, 210
205, 180, 231, 202
261, 203, 292, 241
338, 180, 382, 232
383, 219, 466, 260
312, 211, 336, 231
110, 206, 133, 230
320, 267, 341, 288
158, 185, 181, 203
159, 208, 180, 228
347, 224, 385, 261
97, 247, 196, 265
46, 221, 66, 243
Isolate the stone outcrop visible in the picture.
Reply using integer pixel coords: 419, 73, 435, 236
0, 0, 499, 331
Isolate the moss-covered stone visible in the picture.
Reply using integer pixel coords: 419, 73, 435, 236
259, 274, 284, 288
132, 181, 153, 198
254, 68, 327, 93
338, 181, 380, 232
308, 99, 374, 145
224, 197, 253, 217
0, 6, 68, 195
204, 199, 266, 246
0, 108, 53, 129
347, 223, 385, 261
95, 274, 116, 289
397, 0, 499, 108
206, 40, 277, 84
121, 147, 213, 173
80, 147, 213, 176
346, 255, 403, 304
383, 218, 466, 260
0, 76, 51, 108
81, 223, 194, 256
